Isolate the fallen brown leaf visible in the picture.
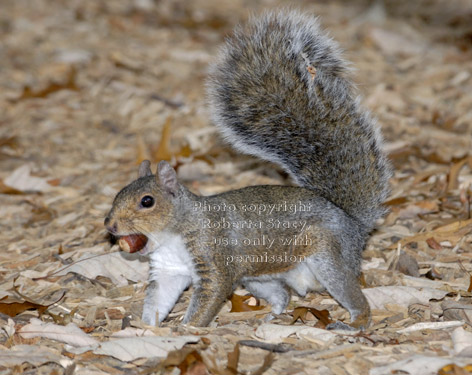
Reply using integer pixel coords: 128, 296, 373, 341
229, 294, 265, 312
226, 343, 240, 375
178, 350, 208, 375
14, 67, 79, 101
290, 306, 333, 327
426, 237, 443, 250
225, 342, 274, 375
152, 116, 193, 162
438, 363, 472, 375
389, 218, 472, 249
0, 179, 24, 195
0, 296, 49, 317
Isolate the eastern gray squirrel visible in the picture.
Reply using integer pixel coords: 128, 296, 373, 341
104, 10, 391, 330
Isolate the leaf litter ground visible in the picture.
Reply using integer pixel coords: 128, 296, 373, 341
0, 0, 471, 374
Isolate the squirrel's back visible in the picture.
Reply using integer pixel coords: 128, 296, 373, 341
207, 10, 391, 230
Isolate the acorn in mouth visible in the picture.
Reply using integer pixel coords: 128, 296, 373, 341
118, 234, 148, 253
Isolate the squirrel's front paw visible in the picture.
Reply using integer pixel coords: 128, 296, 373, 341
141, 310, 158, 326
263, 313, 275, 322
326, 321, 360, 332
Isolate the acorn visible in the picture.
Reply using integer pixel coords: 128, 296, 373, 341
118, 234, 148, 253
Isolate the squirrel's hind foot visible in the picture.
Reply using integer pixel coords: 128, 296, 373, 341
326, 321, 361, 332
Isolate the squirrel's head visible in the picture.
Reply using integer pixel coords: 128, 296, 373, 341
104, 160, 181, 238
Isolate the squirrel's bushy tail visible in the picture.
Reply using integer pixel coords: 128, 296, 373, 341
207, 10, 391, 230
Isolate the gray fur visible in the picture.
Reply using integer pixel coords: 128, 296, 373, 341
105, 11, 392, 330
207, 10, 392, 230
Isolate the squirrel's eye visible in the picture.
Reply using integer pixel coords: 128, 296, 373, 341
140, 195, 155, 208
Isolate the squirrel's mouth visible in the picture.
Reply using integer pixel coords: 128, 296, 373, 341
118, 234, 148, 253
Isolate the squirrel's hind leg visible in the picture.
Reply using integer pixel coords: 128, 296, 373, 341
183, 276, 232, 326
307, 251, 371, 330
243, 279, 290, 320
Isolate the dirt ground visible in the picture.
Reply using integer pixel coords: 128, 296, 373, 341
1, 0, 471, 374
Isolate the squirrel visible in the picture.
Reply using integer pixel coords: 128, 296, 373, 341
104, 10, 391, 330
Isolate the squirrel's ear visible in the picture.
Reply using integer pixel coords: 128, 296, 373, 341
157, 161, 179, 197
138, 160, 152, 178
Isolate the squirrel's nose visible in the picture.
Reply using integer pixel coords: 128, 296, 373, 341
104, 217, 118, 234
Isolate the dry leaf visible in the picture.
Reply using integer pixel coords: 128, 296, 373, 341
0, 345, 74, 368
15, 67, 78, 101
0, 179, 24, 194
238, 340, 291, 353
439, 364, 472, 375
364, 286, 448, 310
0, 295, 56, 318
0, 284, 65, 318
255, 323, 336, 344
93, 336, 199, 362
370, 355, 470, 375
398, 321, 464, 333
152, 116, 192, 162
424, 267, 443, 280
226, 342, 240, 374
290, 306, 333, 327
53, 252, 148, 287
177, 350, 208, 375
451, 327, 472, 357
19, 318, 99, 347
225, 342, 273, 375
111, 327, 157, 338
229, 294, 265, 312
367, 27, 426, 56
3, 165, 52, 193
389, 219, 472, 249
426, 237, 443, 250
154, 116, 174, 161
448, 156, 472, 191
390, 251, 420, 277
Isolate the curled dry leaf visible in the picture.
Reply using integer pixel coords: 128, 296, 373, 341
447, 156, 472, 191
151, 116, 193, 163
426, 237, 442, 250
230, 293, 265, 312
0, 345, 74, 368
424, 267, 442, 280
290, 306, 333, 327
